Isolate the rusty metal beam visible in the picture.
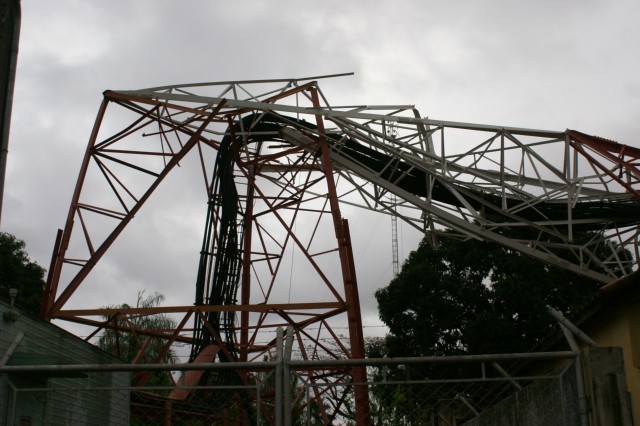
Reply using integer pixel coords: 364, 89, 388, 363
56, 302, 345, 318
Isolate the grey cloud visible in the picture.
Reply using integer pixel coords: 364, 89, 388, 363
3, 0, 640, 337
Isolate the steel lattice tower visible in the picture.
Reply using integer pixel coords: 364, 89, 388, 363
41, 74, 640, 424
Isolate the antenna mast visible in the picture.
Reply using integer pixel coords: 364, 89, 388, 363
386, 123, 400, 276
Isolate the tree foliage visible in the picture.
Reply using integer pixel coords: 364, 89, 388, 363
97, 291, 177, 387
0, 232, 45, 315
367, 229, 611, 423
374, 229, 604, 358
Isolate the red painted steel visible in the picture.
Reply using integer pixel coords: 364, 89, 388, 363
42, 77, 640, 424
44, 81, 372, 424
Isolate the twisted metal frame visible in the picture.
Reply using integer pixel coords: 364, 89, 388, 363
41, 74, 639, 424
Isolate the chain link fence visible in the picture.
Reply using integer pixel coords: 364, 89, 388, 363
299, 353, 582, 425
363, 360, 580, 425
1, 350, 586, 425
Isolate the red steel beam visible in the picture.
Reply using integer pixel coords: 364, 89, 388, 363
309, 86, 371, 426
47, 101, 228, 316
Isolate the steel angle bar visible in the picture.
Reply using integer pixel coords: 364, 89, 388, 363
503, 131, 569, 184
444, 136, 566, 161
48, 103, 228, 315
114, 90, 565, 136
485, 170, 610, 197
434, 179, 482, 219
56, 303, 345, 319
44, 98, 111, 316
93, 105, 162, 150
249, 187, 345, 302
572, 143, 640, 198
504, 185, 574, 216
290, 351, 578, 369
415, 174, 562, 235
569, 130, 640, 178
444, 131, 502, 166
327, 123, 571, 209
332, 105, 416, 114
333, 175, 426, 228
329, 116, 427, 152
283, 129, 420, 225
320, 145, 612, 282
134, 72, 354, 95
282, 124, 584, 246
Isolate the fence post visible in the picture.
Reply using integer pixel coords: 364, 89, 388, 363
284, 325, 294, 426
557, 318, 591, 426
6, 378, 17, 426
164, 398, 172, 426
306, 383, 311, 425
275, 327, 284, 425
583, 346, 634, 426
0, 331, 24, 369
256, 381, 262, 426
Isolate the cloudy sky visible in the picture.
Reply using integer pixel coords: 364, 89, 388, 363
3, 0, 640, 339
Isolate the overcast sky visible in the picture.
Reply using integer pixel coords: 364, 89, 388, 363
3, 0, 640, 339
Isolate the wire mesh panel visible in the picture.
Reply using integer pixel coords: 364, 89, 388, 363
1, 377, 130, 426
461, 366, 579, 426
324, 356, 581, 426
130, 385, 263, 425
1, 353, 584, 425
363, 379, 576, 426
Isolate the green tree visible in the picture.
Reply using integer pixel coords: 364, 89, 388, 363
368, 229, 613, 424
0, 232, 45, 315
374, 230, 604, 359
97, 290, 177, 388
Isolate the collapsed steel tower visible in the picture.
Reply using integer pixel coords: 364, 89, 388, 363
40, 74, 640, 424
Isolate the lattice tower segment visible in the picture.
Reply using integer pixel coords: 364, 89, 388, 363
40, 75, 640, 424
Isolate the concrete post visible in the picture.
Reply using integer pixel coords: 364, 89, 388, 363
583, 346, 633, 426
